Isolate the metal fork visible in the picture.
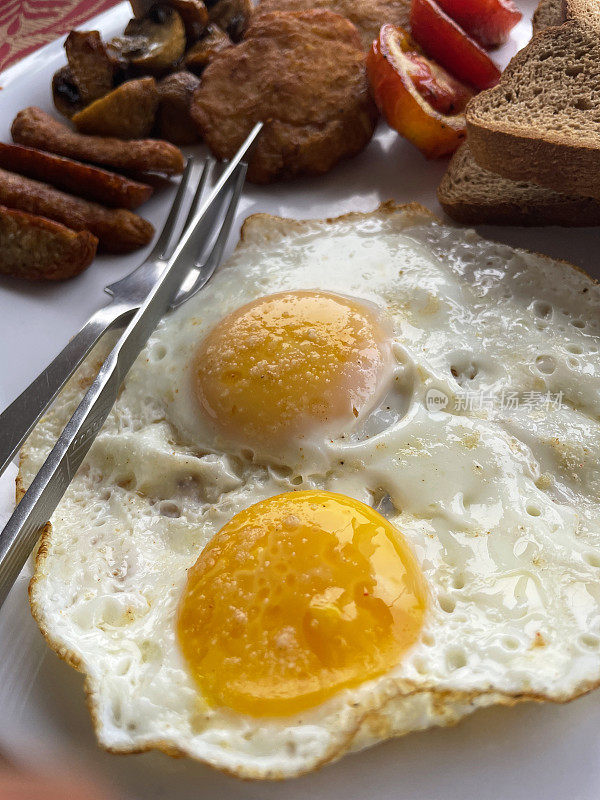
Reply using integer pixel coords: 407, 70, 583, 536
0, 154, 239, 479
0, 122, 262, 606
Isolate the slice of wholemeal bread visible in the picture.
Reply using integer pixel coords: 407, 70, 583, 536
437, 0, 600, 226
437, 140, 600, 224
466, 12, 600, 200
532, 0, 565, 30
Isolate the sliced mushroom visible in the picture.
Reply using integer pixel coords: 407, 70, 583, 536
156, 71, 201, 144
208, 0, 251, 41
114, 6, 186, 75
167, 0, 209, 42
52, 66, 85, 118
130, 0, 153, 14
130, 0, 208, 42
64, 30, 116, 105
183, 24, 232, 73
72, 77, 159, 138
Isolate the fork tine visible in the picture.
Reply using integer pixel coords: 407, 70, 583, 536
178, 156, 216, 243
195, 164, 245, 272
170, 163, 247, 310
148, 156, 196, 261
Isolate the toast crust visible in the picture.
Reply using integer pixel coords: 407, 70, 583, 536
466, 14, 600, 200
437, 141, 600, 225
467, 103, 600, 200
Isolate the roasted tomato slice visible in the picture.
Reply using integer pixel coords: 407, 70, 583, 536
410, 0, 501, 90
367, 25, 473, 159
435, 0, 522, 48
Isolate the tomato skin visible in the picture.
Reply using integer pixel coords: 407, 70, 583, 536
435, 0, 522, 48
367, 25, 472, 159
410, 0, 501, 90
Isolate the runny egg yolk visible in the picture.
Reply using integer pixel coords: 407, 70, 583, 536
193, 291, 392, 453
177, 491, 427, 716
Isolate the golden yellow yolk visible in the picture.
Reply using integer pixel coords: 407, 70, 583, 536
177, 491, 427, 716
193, 291, 391, 453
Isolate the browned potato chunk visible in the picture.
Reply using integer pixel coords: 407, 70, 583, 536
52, 66, 85, 118
208, 0, 252, 41
0, 204, 97, 281
157, 71, 201, 143
65, 31, 115, 104
120, 6, 186, 75
184, 23, 232, 73
72, 77, 159, 139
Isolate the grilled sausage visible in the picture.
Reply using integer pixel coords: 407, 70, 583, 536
0, 143, 153, 209
12, 107, 184, 176
0, 205, 97, 281
0, 168, 154, 254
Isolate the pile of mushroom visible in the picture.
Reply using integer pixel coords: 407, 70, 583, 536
52, 0, 251, 143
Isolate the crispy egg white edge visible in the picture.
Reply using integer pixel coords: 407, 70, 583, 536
24, 202, 600, 780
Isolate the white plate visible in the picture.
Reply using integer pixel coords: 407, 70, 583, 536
2, 4, 600, 798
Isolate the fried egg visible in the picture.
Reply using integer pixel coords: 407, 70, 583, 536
25, 203, 600, 779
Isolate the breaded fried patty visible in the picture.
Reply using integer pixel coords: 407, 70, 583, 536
255, 0, 410, 50
190, 10, 378, 184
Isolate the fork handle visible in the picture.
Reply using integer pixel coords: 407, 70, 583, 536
0, 304, 135, 479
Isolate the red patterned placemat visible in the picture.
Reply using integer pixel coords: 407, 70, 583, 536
0, 0, 120, 73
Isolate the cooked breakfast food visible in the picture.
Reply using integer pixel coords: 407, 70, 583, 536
0, 143, 153, 209
131, 0, 209, 43
366, 0, 519, 158
52, 66, 87, 119
410, 0, 501, 89
64, 30, 117, 106
164, 0, 210, 41
133, 0, 249, 42
368, 25, 473, 158
438, 140, 600, 224
72, 77, 159, 138
191, 10, 378, 183
156, 71, 201, 144
0, 168, 154, 254
116, 5, 187, 74
49, 0, 249, 142
0, 205, 97, 281
207, 0, 252, 41
437, 0, 593, 227
433, 0, 522, 47
183, 23, 232, 73
1, 98, 182, 275
466, 0, 600, 199
24, 203, 600, 778
254, 0, 411, 50
12, 107, 185, 175
532, 0, 565, 29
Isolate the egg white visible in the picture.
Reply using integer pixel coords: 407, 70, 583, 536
25, 203, 600, 779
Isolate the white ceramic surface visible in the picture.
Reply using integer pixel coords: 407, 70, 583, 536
2, 3, 600, 798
